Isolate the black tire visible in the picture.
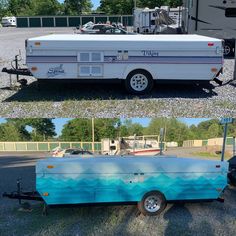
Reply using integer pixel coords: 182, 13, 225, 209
138, 191, 167, 216
224, 42, 234, 58
125, 69, 154, 95
228, 171, 236, 186
19, 79, 28, 86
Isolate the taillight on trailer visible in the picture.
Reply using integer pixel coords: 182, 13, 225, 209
47, 165, 54, 169
211, 68, 218, 73
31, 67, 38, 72
208, 42, 214, 47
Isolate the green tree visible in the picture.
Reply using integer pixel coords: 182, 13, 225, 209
25, 118, 56, 141
99, 0, 183, 14
0, 122, 30, 141
208, 123, 220, 138
145, 118, 190, 145
197, 119, 221, 139
60, 119, 120, 142
64, 0, 93, 15
33, 0, 61, 16
7, 0, 34, 16
99, 0, 134, 15
6, 0, 62, 16
0, 0, 10, 18
122, 119, 144, 136
5, 118, 56, 141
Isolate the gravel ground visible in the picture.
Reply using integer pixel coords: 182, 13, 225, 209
0, 153, 235, 236
0, 27, 236, 118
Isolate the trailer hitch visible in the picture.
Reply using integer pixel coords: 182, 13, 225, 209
2, 67, 32, 77
2, 178, 43, 202
1, 54, 32, 87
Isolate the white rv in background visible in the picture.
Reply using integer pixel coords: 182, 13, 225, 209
133, 6, 182, 34
182, 0, 236, 57
1, 17, 16, 27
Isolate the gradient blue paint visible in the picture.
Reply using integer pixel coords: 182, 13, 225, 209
36, 157, 228, 205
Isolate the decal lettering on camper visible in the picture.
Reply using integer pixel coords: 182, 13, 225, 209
47, 64, 65, 77
142, 50, 159, 57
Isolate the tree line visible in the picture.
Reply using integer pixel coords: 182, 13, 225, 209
0, 0, 183, 18
0, 118, 236, 146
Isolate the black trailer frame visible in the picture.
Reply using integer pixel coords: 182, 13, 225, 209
1, 54, 32, 87
2, 178, 42, 202
2, 178, 49, 215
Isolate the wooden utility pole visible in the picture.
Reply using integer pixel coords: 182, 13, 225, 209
92, 118, 95, 153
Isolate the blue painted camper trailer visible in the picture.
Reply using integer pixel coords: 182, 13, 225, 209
36, 156, 228, 215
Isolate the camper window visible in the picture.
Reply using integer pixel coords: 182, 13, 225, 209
91, 66, 102, 75
225, 8, 236, 17
79, 52, 103, 62
79, 65, 102, 77
79, 66, 90, 75
80, 53, 90, 62
92, 52, 102, 62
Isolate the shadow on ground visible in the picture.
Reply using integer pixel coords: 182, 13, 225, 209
2, 81, 219, 102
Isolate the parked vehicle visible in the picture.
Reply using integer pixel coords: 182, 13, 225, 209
34, 156, 228, 216
79, 23, 110, 34
16, 34, 223, 94
1, 17, 16, 27
52, 148, 93, 157
182, 0, 236, 57
78, 23, 132, 34
133, 6, 181, 34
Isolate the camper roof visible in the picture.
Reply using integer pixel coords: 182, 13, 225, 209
28, 34, 222, 43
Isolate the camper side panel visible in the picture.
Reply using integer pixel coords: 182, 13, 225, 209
27, 41, 223, 82
36, 157, 228, 205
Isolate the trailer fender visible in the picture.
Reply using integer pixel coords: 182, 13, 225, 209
122, 65, 155, 81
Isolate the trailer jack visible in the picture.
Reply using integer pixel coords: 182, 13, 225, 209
1, 54, 32, 88
2, 178, 46, 214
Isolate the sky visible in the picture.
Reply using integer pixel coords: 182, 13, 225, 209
0, 118, 211, 136
58, 0, 100, 10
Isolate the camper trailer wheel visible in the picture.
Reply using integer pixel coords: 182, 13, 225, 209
224, 44, 231, 57
19, 79, 27, 86
138, 191, 166, 216
228, 171, 236, 186
125, 70, 153, 95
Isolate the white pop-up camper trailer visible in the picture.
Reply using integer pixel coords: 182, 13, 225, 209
24, 34, 224, 94
182, 0, 236, 57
